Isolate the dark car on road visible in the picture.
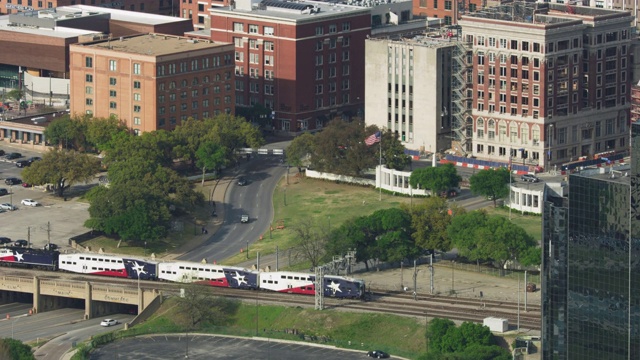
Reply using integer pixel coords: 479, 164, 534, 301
237, 177, 247, 186
15, 160, 30, 168
14, 240, 28, 247
4, 178, 22, 185
0, 188, 8, 196
521, 174, 540, 183
0, 237, 11, 244
27, 156, 42, 164
5, 152, 22, 160
367, 350, 390, 358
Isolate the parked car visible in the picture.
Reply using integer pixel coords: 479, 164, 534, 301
4, 178, 21, 185
5, 152, 22, 160
0, 149, 4, 156
13, 239, 28, 247
27, 156, 42, 164
100, 319, 118, 327
0, 203, 17, 211
0, 237, 12, 244
237, 177, 247, 186
0, 188, 8, 196
367, 350, 390, 358
521, 174, 540, 183
22, 183, 32, 188
241, 214, 249, 223
43, 243, 59, 251
21, 199, 39, 207
15, 160, 30, 168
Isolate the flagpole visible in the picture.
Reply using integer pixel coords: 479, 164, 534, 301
379, 134, 382, 201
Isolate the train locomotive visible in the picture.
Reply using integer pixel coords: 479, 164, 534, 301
0, 249, 365, 299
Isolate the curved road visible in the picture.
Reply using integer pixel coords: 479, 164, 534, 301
179, 155, 287, 262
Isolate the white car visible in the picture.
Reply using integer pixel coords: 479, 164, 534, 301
100, 319, 118, 327
0, 203, 16, 211
21, 199, 39, 207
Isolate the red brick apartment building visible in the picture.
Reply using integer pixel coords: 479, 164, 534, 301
632, 83, 640, 123
208, 0, 370, 132
412, 0, 487, 24
459, 2, 633, 171
0, 0, 176, 16
69, 34, 234, 133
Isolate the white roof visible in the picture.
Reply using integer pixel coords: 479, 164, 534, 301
0, 15, 99, 38
57, 5, 187, 25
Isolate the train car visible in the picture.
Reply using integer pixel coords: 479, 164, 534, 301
0, 247, 59, 270
157, 261, 258, 289
59, 253, 157, 280
258, 271, 365, 299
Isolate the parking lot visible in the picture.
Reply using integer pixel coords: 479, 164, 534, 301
0, 145, 90, 251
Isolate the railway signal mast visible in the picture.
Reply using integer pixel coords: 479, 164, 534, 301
314, 250, 356, 310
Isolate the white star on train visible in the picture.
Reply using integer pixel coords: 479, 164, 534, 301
132, 262, 147, 277
328, 281, 342, 295
233, 271, 247, 286
13, 252, 23, 262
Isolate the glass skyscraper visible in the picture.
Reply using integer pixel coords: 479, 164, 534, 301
542, 123, 640, 359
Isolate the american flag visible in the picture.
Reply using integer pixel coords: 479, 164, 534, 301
365, 132, 381, 146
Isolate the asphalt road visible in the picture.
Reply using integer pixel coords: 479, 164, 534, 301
178, 155, 287, 263
90, 334, 386, 360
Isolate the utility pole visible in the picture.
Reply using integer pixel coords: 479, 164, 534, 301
27, 227, 31, 248
275, 246, 279, 271
524, 270, 528, 312
412, 260, 418, 301
47, 221, 51, 246
430, 254, 434, 295
400, 261, 404, 289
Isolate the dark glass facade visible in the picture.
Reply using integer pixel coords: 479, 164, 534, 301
542, 123, 640, 360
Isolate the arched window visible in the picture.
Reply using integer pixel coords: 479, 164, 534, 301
192, 77, 199, 86
498, 121, 507, 142
520, 123, 529, 144
509, 122, 518, 143
476, 118, 485, 138
488, 119, 495, 140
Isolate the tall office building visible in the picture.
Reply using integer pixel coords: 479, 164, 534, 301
459, 2, 632, 170
542, 123, 640, 359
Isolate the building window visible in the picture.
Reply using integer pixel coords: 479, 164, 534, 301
85, 57, 93, 68
134, 117, 141, 125
85, 74, 93, 82
85, 98, 93, 105
444, 0, 451, 9
134, 81, 141, 89
109, 102, 117, 109
316, 41, 323, 51
329, 24, 337, 33
85, 86, 93, 94
110, 78, 117, 86
109, 60, 117, 71
134, 105, 141, 112
264, 26, 274, 36
133, 63, 141, 75
264, 41, 274, 51
110, 90, 117, 97
134, 93, 141, 101
315, 26, 323, 35
342, 22, 350, 31
249, 24, 259, 34
233, 22, 244, 32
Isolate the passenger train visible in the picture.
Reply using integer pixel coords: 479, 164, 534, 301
0, 247, 366, 299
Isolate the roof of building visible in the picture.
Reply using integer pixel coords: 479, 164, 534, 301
76, 33, 230, 56
463, 1, 631, 25
0, 14, 100, 38
56, 5, 188, 25
571, 164, 631, 185
368, 28, 459, 48
213, 0, 369, 21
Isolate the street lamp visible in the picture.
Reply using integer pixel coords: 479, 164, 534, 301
451, 260, 455, 295
144, 241, 147, 257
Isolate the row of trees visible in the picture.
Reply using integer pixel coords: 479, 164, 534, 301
286, 119, 411, 176
22, 114, 263, 243
294, 196, 539, 271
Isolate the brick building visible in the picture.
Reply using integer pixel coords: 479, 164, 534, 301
411, 0, 487, 25
0, 0, 177, 17
459, 2, 633, 171
69, 33, 234, 132
208, 0, 370, 132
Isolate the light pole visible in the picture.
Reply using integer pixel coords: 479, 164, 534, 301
283, 188, 287, 206
144, 241, 147, 256
547, 124, 554, 173
11, 317, 20, 339
451, 260, 455, 295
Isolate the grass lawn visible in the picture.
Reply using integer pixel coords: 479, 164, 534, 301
223, 175, 416, 265
483, 206, 542, 242
129, 296, 427, 359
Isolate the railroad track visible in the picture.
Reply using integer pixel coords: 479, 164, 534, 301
0, 268, 542, 330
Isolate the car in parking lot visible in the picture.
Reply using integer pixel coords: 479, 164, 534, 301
43, 243, 59, 251
367, 350, 390, 358
13, 240, 28, 247
4, 152, 22, 160
521, 174, 540, 183
27, 156, 42, 164
237, 177, 247, 186
0, 237, 11, 244
0, 203, 17, 211
0, 149, 4, 156
21, 199, 39, 207
100, 319, 118, 327
15, 160, 30, 168
4, 178, 21, 185
0, 188, 8, 196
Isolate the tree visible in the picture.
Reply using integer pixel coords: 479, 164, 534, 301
447, 211, 489, 262
291, 218, 328, 268
476, 216, 537, 270
84, 115, 129, 152
405, 197, 462, 251
171, 118, 209, 170
101, 130, 174, 167
286, 132, 315, 172
176, 283, 240, 328
195, 141, 227, 186
519, 246, 542, 267
0, 338, 35, 360
368, 208, 421, 263
426, 318, 456, 353
43, 115, 85, 149
325, 216, 377, 271
469, 168, 511, 207
409, 164, 461, 195
21, 149, 101, 197
208, 114, 265, 164
381, 129, 411, 171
